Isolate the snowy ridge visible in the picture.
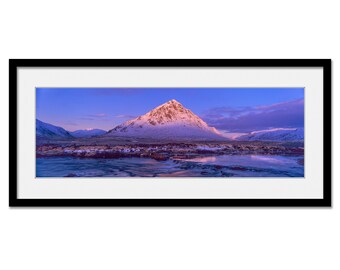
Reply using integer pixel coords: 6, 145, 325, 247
236, 128, 304, 141
36, 119, 73, 139
71, 129, 106, 138
106, 99, 226, 140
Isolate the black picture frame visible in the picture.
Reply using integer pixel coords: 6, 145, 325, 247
9, 59, 332, 207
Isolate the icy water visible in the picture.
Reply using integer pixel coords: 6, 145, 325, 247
36, 155, 304, 177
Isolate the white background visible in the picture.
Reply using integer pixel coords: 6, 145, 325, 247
0, 0, 338, 270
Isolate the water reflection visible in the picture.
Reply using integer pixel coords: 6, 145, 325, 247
36, 154, 304, 178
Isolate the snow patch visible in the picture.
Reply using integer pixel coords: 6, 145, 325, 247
236, 128, 304, 141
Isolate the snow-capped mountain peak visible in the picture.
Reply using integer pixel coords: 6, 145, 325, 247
142, 99, 211, 127
107, 100, 225, 140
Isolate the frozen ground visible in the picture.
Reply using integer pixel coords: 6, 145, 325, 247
36, 139, 304, 178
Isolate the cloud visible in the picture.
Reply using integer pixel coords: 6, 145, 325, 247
79, 113, 109, 121
79, 117, 95, 121
202, 99, 304, 133
87, 113, 108, 118
78, 113, 136, 125
203, 106, 256, 119
113, 114, 136, 119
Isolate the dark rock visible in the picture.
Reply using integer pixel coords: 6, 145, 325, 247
297, 159, 304, 165
65, 173, 77, 177
149, 153, 168, 161
229, 166, 248, 171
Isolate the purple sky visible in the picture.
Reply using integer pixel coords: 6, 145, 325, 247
36, 87, 304, 133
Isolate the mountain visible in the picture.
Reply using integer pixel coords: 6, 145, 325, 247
36, 119, 73, 139
236, 128, 304, 141
70, 129, 107, 138
106, 99, 226, 140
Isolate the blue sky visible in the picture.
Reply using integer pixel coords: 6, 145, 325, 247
36, 87, 304, 132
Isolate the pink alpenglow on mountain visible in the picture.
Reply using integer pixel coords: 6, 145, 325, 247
107, 99, 226, 140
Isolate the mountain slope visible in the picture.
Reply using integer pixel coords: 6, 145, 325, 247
71, 129, 106, 138
236, 128, 304, 141
106, 99, 226, 140
36, 119, 73, 139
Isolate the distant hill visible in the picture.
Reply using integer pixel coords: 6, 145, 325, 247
236, 128, 304, 141
70, 129, 107, 138
36, 119, 73, 139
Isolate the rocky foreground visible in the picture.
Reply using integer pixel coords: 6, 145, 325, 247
36, 142, 304, 161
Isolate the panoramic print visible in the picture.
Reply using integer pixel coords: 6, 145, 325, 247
36, 87, 304, 177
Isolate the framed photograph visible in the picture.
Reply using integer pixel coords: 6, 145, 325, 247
9, 59, 331, 207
